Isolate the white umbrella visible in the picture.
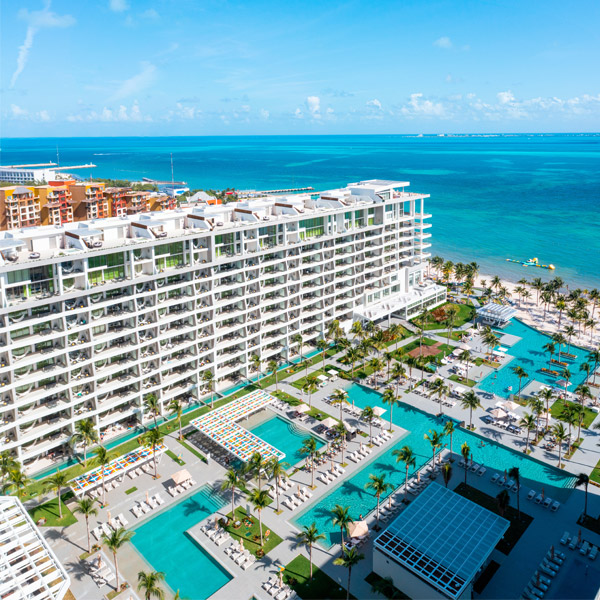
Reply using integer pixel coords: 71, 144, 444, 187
172, 469, 191, 485
321, 417, 338, 428
452, 348, 463, 356
502, 400, 520, 412
453, 386, 466, 395
295, 404, 310, 414
459, 342, 472, 350
490, 408, 508, 419
347, 521, 369, 539
373, 407, 386, 417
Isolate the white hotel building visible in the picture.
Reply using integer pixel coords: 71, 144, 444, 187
0, 179, 445, 473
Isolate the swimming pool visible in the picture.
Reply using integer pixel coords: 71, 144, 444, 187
293, 383, 575, 546
248, 413, 325, 466
131, 486, 232, 600
478, 319, 590, 399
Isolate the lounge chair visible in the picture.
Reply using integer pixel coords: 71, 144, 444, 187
470, 463, 480, 473
148, 497, 158, 509
168, 486, 178, 497
546, 552, 563, 566
477, 466, 486, 477
542, 560, 558, 575
301, 486, 313, 498
551, 500, 560, 512
498, 477, 506, 486
282, 499, 294, 511
154, 493, 165, 505
527, 490, 536, 500
117, 513, 129, 527
491, 473, 499, 483
543, 497, 552, 509
569, 537, 578, 550
534, 494, 543, 504
92, 526, 102, 540
242, 555, 256, 570
560, 531, 570, 545
131, 505, 143, 519
534, 572, 552, 587
101, 523, 112, 536
139, 502, 150, 514
580, 541, 590, 556
589, 545, 597, 560
526, 586, 544, 599
538, 564, 555, 578
317, 474, 329, 485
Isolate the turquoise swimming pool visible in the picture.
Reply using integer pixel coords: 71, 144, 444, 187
248, 413, 325, 466
293, 383, 575, 546
131, 486, 232, 599
478, 319, 589, 399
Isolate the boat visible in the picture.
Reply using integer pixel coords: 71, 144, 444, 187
505, 257, 555, 270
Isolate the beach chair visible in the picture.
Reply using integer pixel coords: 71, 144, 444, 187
569, 537, 578, 551
534, 572, 552, 587
560, 531, 570, 545
154, 493, 165, 505
527, 490, 536, 500
543, 497, 552, 509
498, 477, 506, 487
477, 466, 486, 477
580, 541, 590, 556
348, 453, 358, 463
117, 513, 129, 527
534, 494, 543, 504
491, 473, 499, 483
168, 486, 178, 497
283, 499, 294, 511
550, 501, 560, 512
302, 486, 313, 498
242, 555, 256, 570
546, 551, 563, 566
470, 463, 480, 473
538, 564, 555, 578
131, 505, 142, 519
589, 545, 597, 560
101, 523, 112, 536
92, 526, 102, 540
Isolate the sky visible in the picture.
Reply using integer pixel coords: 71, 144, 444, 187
1, 0, 599, 136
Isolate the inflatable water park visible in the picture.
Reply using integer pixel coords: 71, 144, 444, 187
506, 257, 555, 270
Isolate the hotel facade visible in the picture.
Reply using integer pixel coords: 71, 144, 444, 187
0, 179, 445, 473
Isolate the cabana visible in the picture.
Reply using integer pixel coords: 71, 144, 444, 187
321, 417, 338, 429
476, 303, 517, 328
172, 469, 192, 485
348, 520, 369, 539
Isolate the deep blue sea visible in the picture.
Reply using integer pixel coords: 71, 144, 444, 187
2, 134, 599, 287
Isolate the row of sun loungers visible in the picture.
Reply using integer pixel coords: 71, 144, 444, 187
91, 512, 130, 539
168, 478, 197, 497
90, 563, 116, 587
371, 430, 393, 446
528, 491, 560, 511
347, 446, 372, 463
522, 546, 567, 598
561, 531, 598, 558
130, 493, 164, 518
223, 541, 257, 570
262, 577, 293, 600
316, 465, 345, 486
459, 459, 487, 477
282, 486, 314, 510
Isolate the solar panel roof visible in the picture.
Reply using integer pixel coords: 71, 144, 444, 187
374, 483, 509, 599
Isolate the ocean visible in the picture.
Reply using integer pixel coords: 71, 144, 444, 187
2, 134, 599, 288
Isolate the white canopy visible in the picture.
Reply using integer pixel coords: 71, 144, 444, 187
459, 342, 472, 350
373, 406, 387, 417
348, 520, 369, 539
296, 404, 310, 413
490, 408, 508, 419
172, 469, 192, 485
452, 348, 463, 356
453, 386, 466, 395
502, 400, 520, 411
321, 417, 338, 428
317, 374, 328, 382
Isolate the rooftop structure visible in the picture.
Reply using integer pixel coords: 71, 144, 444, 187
0, 163, 96, 184
0, 496, 70, 600
0, 178, 445, 472
476, 302, 517, 328
374, 483, 509, 600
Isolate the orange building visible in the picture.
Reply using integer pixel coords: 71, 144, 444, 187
37, 185, 73, 226
149, 194, 177, 212
68, 182, 108, 221
126, 190, 150, 214
0, 186, 41, 230
105, 187, 129, 217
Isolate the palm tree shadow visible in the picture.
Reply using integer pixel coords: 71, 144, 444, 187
182, 498, 211, 517
64, 558, 89, 582
44, 527, 86, 551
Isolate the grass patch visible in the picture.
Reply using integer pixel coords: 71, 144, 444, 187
483, 359, 501, 368
166, 449, 185, 465
284, 554, 350, 600
365, 572, 410, 599
178, 435, 207, 463
449, 374, 477, 387
411, 303, 476, 330
223, 507, 282, 557
454, 483, 532, 554
272, 390, 302, 405
292, 368, 329, 390
551, 400, 598, 430
590, 458, 600, 486
125, 486, 137, 495
28, 496, 77, 527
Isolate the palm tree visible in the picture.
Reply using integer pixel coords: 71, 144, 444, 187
445, 305, 459, 346
496, 489, 510, 517
317, 339, 328, 371
143, 393, 161, 427
574, 473, 590, 518
552, 423, 568, 468
345, 347, 361, 378
564, 325, 576, 354
300, 437, 318, 487
350, 320, 363, 343
368, 357, 385, 384
360, 406, 375, 444
168, 398, 184, 440
137, 571, 165, 600
334, 546, 365, 600
247, 488, 270, 548
458, 349, 472, 383
43, 470, 69, 519
538, 388, 555, 430
303, 374, 318, 408
542, 342, 556, 367
292, 333, 306, 375
141, 428, 163, 479
481, 326, 499, 358
268, 457, 289, 513
0, 451, 17, 489
327, 319, 342, 345
442, 463, 452, 488
588, 349, 600, 387
331, 388, 349, 421
393, 445, 415, 499
74, 497, 98, 553
424, 429, 443, 467
519, 413, 537, 453
202, 370, 215, 407
460, 391, 481, 430
331, 504, 353, 550
221, 467, 243, 519
102, 527, 135, 591
508, 466, 521, 519
443, 420, 456, 455
511, 365, 528, 402
460, 442, 470, 485
247, 452, 269, 490
296, 523, 326, 580
94, 446, 114, 506
251, 354, 262, 387
430, 378, 449, 415
381, 388, 398, 432
365, 473, 392, 525
268, 359, 279, 391
71, 418, 99, 467
390, 362, 406, 396
5, 468, 30, 499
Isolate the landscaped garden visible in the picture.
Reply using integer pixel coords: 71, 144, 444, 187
411, 302, 476, 330
284, 555, 350, 600
550, 400, 598, 430
28, 495, 77, 527
223, 507, 282, 557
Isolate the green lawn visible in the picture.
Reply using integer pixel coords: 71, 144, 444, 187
454, 483, 532, 555
550, 400, 598, 430
591, 459, 600, 485
449, 374, 477, 387
284, 554, 349, 600
28, 496, 77, 527
177, 434, 207, 463
272, 390, 302, 405
223, 507, 282, 557
365, 572, 410, 599
166, 449, 185, 465
412, 303, 476, 330
125, 486, 137, 495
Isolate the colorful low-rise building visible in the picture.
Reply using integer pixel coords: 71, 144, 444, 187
0, 186, 41, 230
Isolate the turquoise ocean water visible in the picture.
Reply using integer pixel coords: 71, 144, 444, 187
2, 134, 600, 287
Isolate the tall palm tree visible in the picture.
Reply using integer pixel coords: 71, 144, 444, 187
460, 391, 481, 430
43, 470, 69, 519
296, 523, 326, 580
430, 378, 449, 415
393, 445, 415, 499
538, 388, 555, 430
331, 388, 349, 421
445, 305, 459, 346
519, 413, 537, 453
292, 333, 306, 375
143, 393, 161, 427
202, 370, 215, 408
360, 406, 375, 444
508, 466, 521, 519
390, 362, 406, 397
73, 497, 98, 553
268, 457, 289, 513
102, 527, 135, 591
552, 423, 568, 468
247, 488, 270, 548
331, 504, 353, 550
137, 571, 165, 600
71, 418, 99, 467
364, 473, 392, 525
496, 489, 510, 517
168, 398, 184, 440
345, 347, 361, 378
560, 404, 578, 454
5, 468, 30, 499
94, 446, 114, 506
303, 374, 318, 408
527, 398, 544, 441
251, 354, 262, 387
247, 452, 269, 490
141, 428, 163, 479
458, 349, 472, 383
221, 467, 243, 519
442, 463, 452, 488
316, 339, 328, 371
0, 451, 17, 489
424, 429, 443, 466
460, 442, 470, 485
350, 320, 363, 343
334, 546, 365, 600
587, 349, 600, 387
268, 359, 279, 391
381, 388, 398, 432
443, 420, 456, 455
510, 366, 529, 402
300, 437, 318, 487
564, 325, 576, 354
574, 473, 590, 518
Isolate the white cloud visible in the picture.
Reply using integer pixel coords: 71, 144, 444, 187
109, 0, 129, 12
9, 104, 52, 122
37, 109, 51, 122
260, 109, 270, 120
366, 99, 382, 110
294, 108, 304, 119
433, 36, 452, 49
109, 62, 157, 101
497, 90, 516, 104
141, 8, 159, 19
66, 101, 150, 122
11, 2, 75, 88
306, 96, 321, 119
10, 104, 29, 119
400, 93, 446, 118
